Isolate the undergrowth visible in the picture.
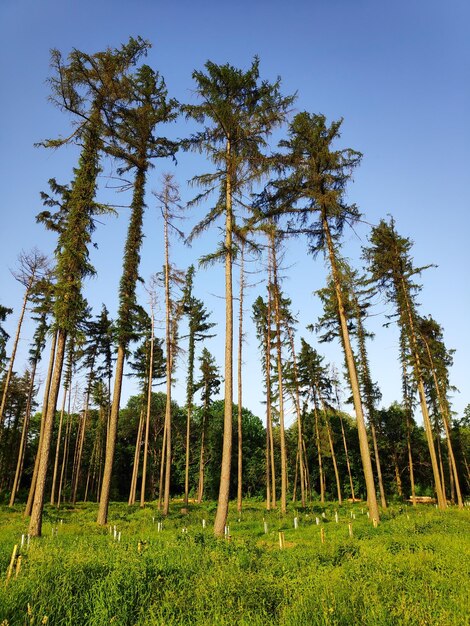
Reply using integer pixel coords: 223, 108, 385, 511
0, 501, 468, 625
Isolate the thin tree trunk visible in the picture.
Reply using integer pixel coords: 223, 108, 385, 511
322, 215, 379, 522
214, 140, 233, 537
9, 358, 38, 507
71, 389, 90, 504
321, 402, 342, 504
29, 329, 67, 536
399, 281, 446, 509
97, 344, 125, 525
57, 388, 73, 509
129, 407, 144, 505
370, 420, 387, 509
50, 383, 68, 505
407, 416, 416, 505
285, 324, 306, 507
162, 182, 173, 517
197, 394, 208, 504
265, 266, 276, 510
313, 401, 325, 503
393, 453, 403, 497
158, 414, 167, 511
0, 285, 31, 427
237, 242, 245, 515
271, 237, 287, 515
141, 312, 155, 508
436, 434, 446, 500
24, 332, 57, 517
422, 336, 463, 508
338, 413, 355, 501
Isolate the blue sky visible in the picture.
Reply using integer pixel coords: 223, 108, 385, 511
1, 0, 469, 422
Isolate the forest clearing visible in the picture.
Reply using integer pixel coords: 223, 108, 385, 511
1, 500, 469, 625
1, 4, 469, 625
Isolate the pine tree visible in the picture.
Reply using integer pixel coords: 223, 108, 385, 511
262, 112, 379, 521
195, 348, 221, 503
29, 38, 149, 537
181, 265, 216, 508
97, 57, 178, 526
0, 249, 49, 428
184, 57, 293, 535
364, 218, 446, 509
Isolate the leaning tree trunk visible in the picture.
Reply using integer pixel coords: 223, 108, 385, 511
0, 283, 32, 428
129, 407, 144, 506
399, 281, 446, 510
29, 329, 67, 536
322, 215, 379, 523
214, 141, 234, 537
24, 332, 57, 516
312, 400, 325, 503
9, 358, 38, 507
422, 336, 463, 508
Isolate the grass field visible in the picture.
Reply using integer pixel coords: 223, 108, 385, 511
0, 500, 469, 625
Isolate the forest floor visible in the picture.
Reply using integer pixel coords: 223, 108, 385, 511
0, 500, 469, 625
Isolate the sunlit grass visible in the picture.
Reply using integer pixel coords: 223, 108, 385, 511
0, 500, 469, 625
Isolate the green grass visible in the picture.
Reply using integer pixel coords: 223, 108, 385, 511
0, 501, 469, 625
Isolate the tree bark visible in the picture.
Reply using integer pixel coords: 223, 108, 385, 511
9, 358, 38, 507
323, 215, 379, 522
141, 312, 154, 508
0, 284, 31, 427
97, 344, 125, 525
24, 332, 57, 517
129, 407, 144, 505
237, 242, 245, 515
214, 140, 233, 536
29, 329, 67, 536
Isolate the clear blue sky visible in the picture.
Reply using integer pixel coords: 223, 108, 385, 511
1, 0, 469, 422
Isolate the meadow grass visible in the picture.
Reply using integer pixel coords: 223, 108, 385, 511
0, 500, 468, 625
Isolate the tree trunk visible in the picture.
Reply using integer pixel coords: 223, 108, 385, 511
9, 358, 38, 507
422, 336, 463, 508
407, 416, 416, 505
0, 285, 31, 427
214, 140, 233, 537
338, 413, 355, 501
271, 237, 287, 515
237, 242, 245, 515
370, 419, 387, 508
24, 333, 57, 516
57, 389, 74, 509
141, 311, 155, 508
265, 265, 276, 510
323, 215, 379, 522
29, 329, 67, 536
286, 324, 306, 507
50, 383, 68, 505
129, 407, 144, 506
393, 452, 403, 497
97, 344, 125, 525
71, 390, 90, 504
313, 401, 325, 503
321, 401, 342, 504
399, 282, 446, 509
